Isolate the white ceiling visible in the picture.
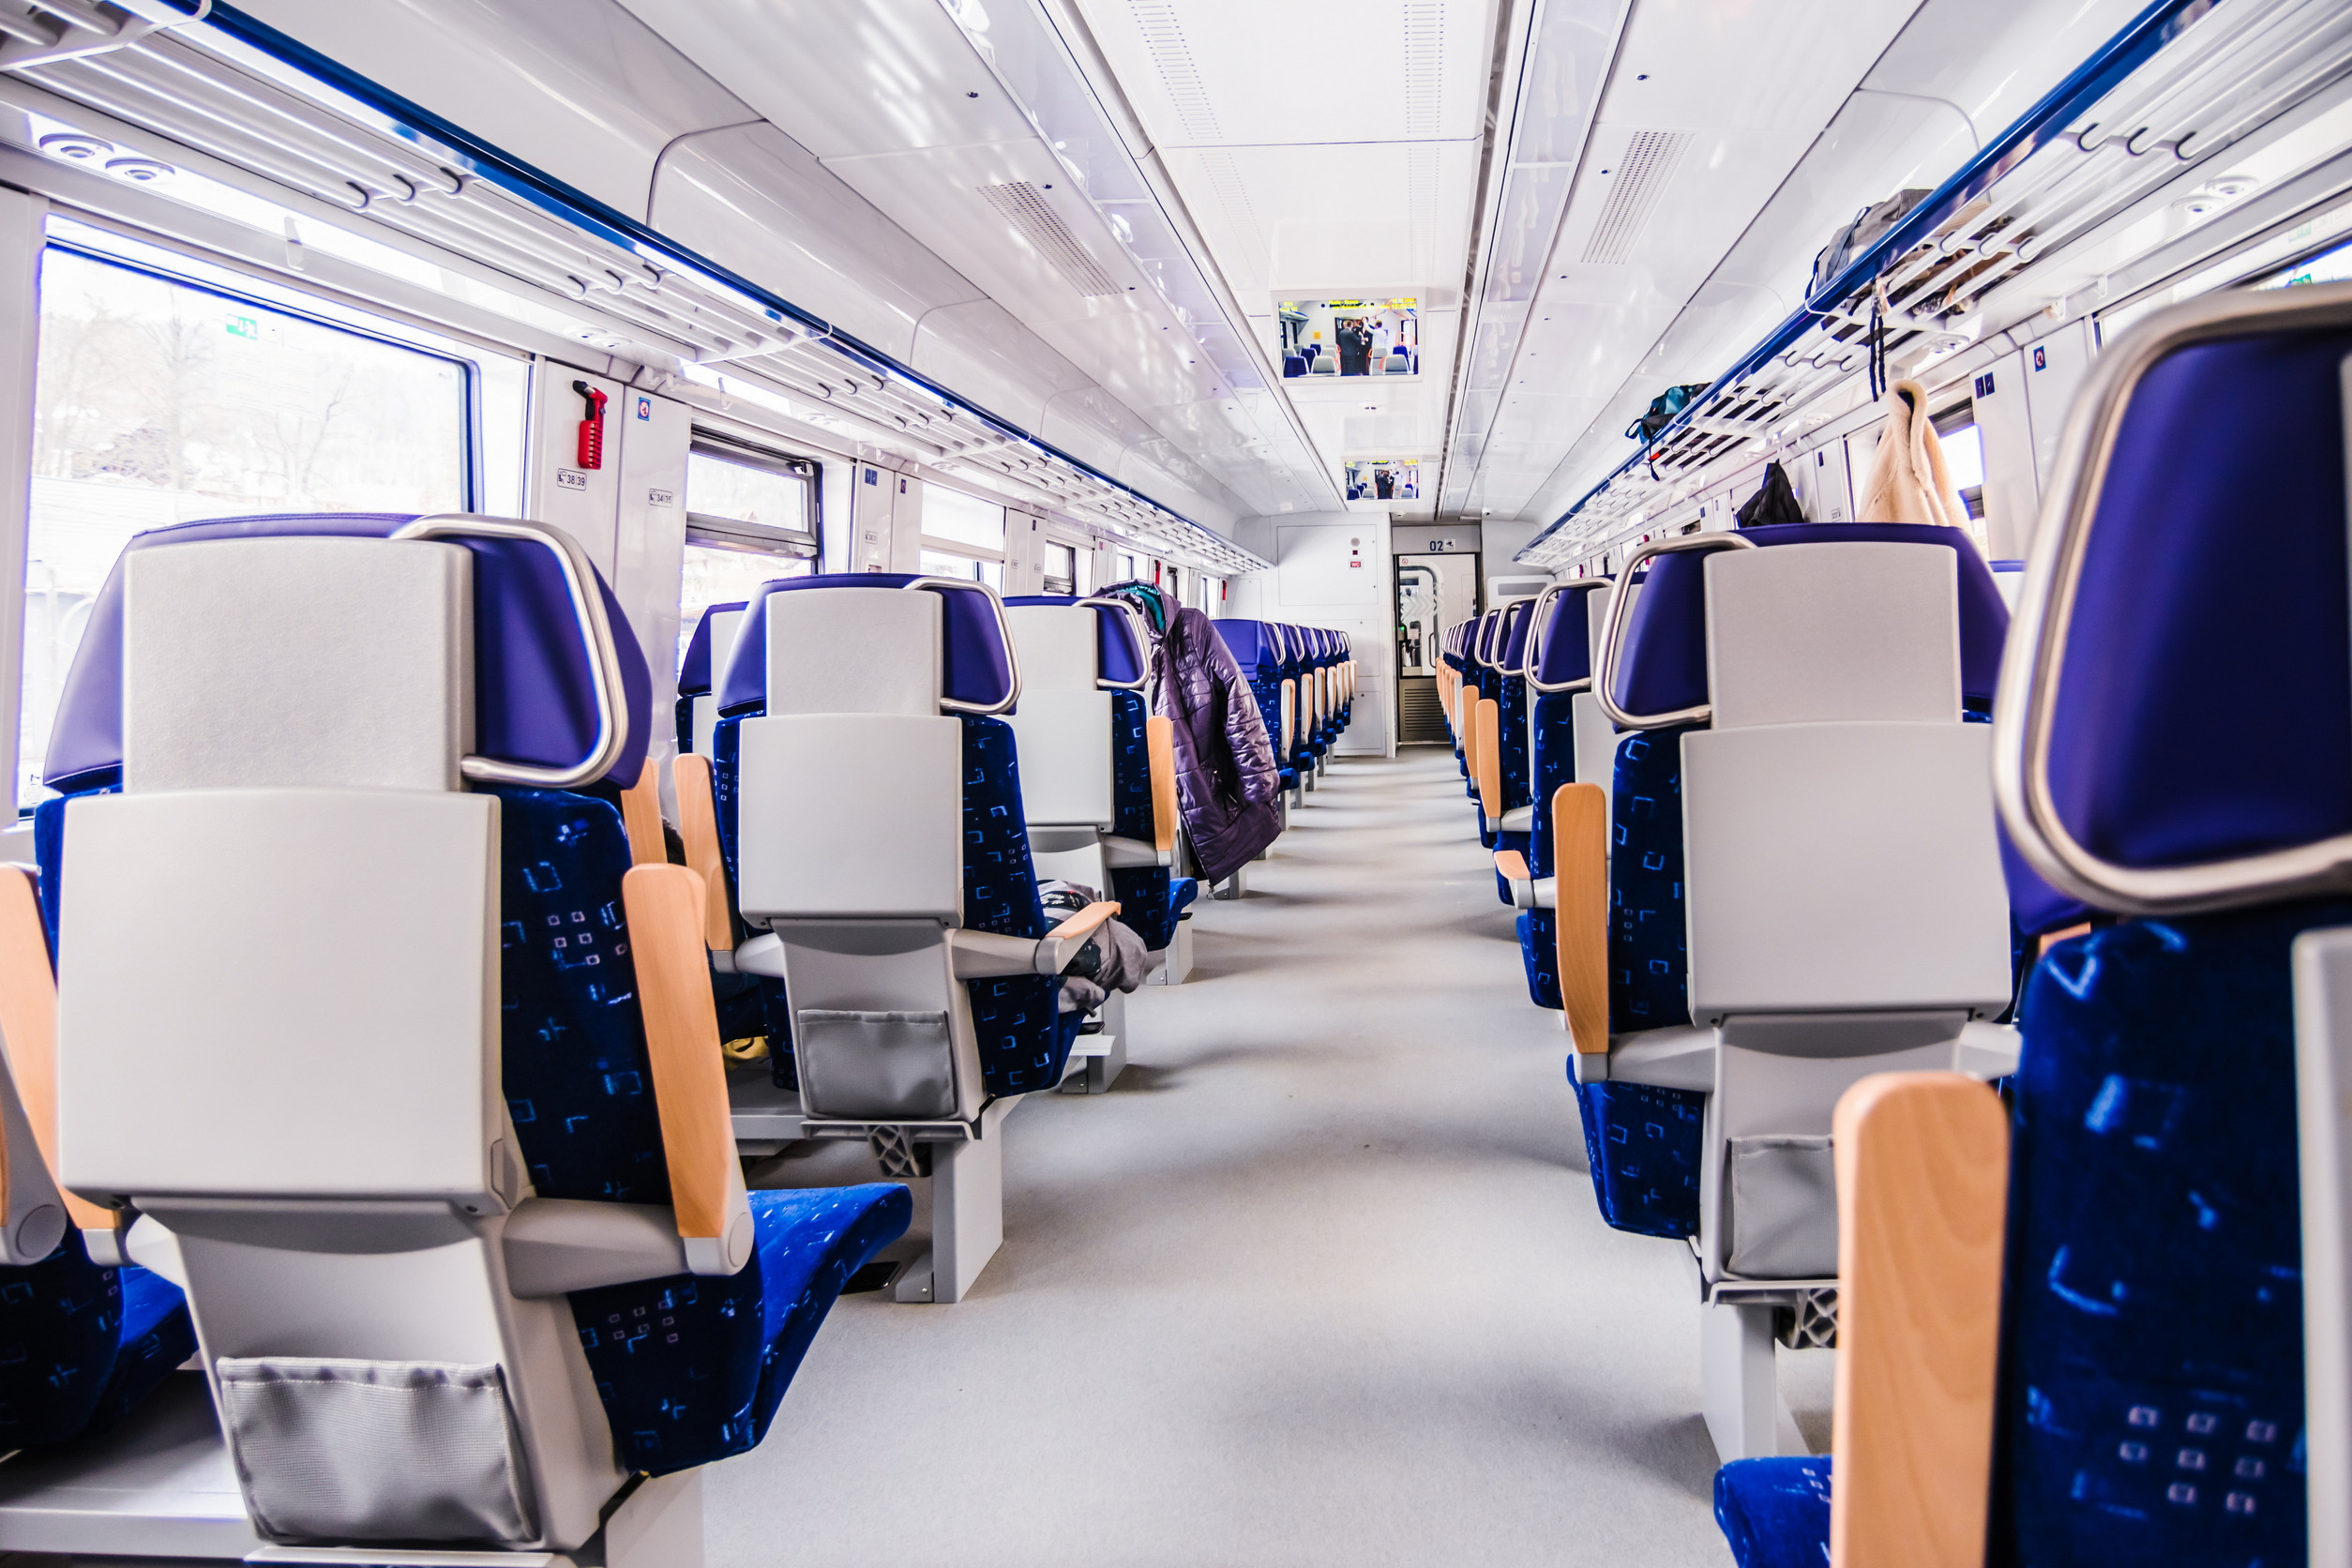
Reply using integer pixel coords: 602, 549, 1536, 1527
1440, 0, 2157, 534
1069, 0, 1500, 515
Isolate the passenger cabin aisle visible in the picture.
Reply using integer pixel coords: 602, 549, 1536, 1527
719, 751, 1744, 1567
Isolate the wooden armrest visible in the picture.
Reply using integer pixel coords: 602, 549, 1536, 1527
620, 865, 752, 1273
1493, 849, 1531, 883
620, 759, 667, 867
0, 867, 115, 1234
1551, 783, 1609, 1057
1146, 716, 1180, 856
1473, 697, 1501, 818
1832, 1072, 2007, 1568
1047, 899, 1122, 945
2038, 921, 2091, 956
671, 754, 734, 953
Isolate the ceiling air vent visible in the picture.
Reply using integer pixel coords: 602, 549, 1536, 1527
1580, 131, 1692, 265
978, 182, 1123, 298
1127, 0, 1221, 143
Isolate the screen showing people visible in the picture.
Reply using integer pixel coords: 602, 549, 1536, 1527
1281, 299, 1418, 376
1345, 460, 1419, 502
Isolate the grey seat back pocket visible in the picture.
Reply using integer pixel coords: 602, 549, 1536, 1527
1725, 1134, 1839, 1279
215, 1357, 536, 1545
796, 1009, 957, 1120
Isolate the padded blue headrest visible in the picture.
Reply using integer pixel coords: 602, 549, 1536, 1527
1499, 601, 1532, 671
1214, 618, 1278, 676
678, 600, 746, 695
1003, 595, 1146, 686
45, 512, 653, 793
1533, 583, 1608, 686
1610, 523, 2008, 717
1474, 611, 1502, 667
718, 572, 1015, 714
2025, 324, 2352, 912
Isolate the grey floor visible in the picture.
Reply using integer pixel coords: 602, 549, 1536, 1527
717, 748, 1817, 1567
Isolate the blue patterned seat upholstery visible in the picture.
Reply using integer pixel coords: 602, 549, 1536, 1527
1987, 906, 2320, 1562
959, 716, 1084, 1094
1516, 687, 1581, 1009
1576, 527, 2011, 1244
1571, 1078, 1703, 1241
1108, 688, 1198, 952
1714, 1456, 1831, 1568
0, 1234, 195, 1452
23, 789, 207, 1450
494, 773, 909, 1478
1711, 909, 2326, 1566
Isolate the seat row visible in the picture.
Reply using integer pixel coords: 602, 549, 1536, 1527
1453, 279, 2352, 1565
1212, 620, 1354, 811
0, 538, 1210, 1560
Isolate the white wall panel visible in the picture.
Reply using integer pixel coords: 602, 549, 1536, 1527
652, 123, 985, 363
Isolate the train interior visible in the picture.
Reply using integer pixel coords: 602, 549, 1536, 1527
0, 0, 2339, 1563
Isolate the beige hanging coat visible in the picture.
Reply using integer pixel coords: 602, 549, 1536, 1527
1856, 378, 1971, 528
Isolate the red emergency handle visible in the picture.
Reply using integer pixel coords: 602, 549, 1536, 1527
573, 381, 608, 471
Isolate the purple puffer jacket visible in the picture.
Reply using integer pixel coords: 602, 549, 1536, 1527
1108, 586, 1279, 882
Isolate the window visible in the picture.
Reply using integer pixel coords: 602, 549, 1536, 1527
678, 439, 817, 672
1118, 551, 1138, 584
918, 550, 1003, 588
921, 487, 1005, 554
1932, 404, 1987, 524
20, 247, 469, 805
1042, 540, 1078, 596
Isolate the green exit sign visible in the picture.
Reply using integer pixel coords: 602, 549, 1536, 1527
225, 313, 260, 340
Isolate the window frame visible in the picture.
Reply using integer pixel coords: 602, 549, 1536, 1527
40, 237, 484, 508
917, 481, 1009, 565
685, 430, 821, 561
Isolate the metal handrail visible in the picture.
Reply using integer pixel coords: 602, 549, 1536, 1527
1494, 598, 1534, 678
391, 513, 628, 790
903, 577, 1021, 716
1077, 594, 1152, 693
1592, 534, 1756, 731
1994, 278, 2352, 915
1525, 580, 1614, 695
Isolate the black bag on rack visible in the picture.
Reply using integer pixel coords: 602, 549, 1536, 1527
1734, 460, 1805, 528
1625, 383, 1711, 445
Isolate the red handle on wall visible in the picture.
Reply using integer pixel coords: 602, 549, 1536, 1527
573, 381, 609, 471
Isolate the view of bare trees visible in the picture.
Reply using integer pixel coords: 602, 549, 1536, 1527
33, 251, 462, 513
18, 249, 469, 801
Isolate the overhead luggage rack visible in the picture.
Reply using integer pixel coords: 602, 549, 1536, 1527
0, 2, 1268, 576
1517, 0, 2352, 569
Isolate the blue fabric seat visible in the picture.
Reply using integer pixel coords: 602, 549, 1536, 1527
494, 742, 909, 1479
1489, 602, 1535, 902
42, 514, 907, 1482
675, 599, 747, 756
1714, 1456, 1831, 1568
1517, 584, 1604, 1008
1716, 307, 2352, 1568
1576, 526, 2010, 1243
1108, 687, 1198, 951
713, 572, 1081, 1098
0, 1234, 195, 1452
